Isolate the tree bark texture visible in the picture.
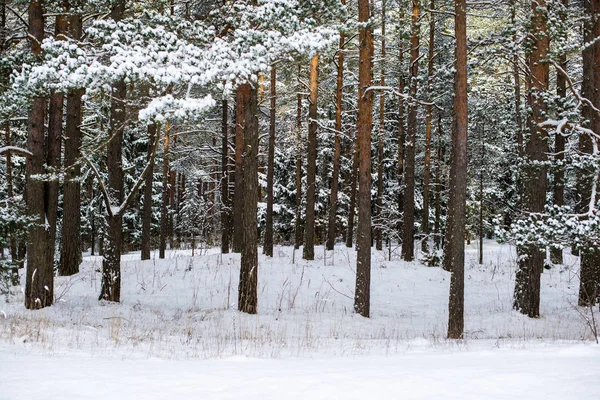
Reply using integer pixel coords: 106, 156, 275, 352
238, 83, 259, 314
294, 67, 303, 250
25, 0, 53, 309
46, 11, 68, 274
422, 0, 435, 253
344, 133, 359, 249
99, 0, 126, 303
221, 99, 231, 254
402, 0, 420, 262
446, 0, 468, 339
354, 0, 374, 318
375, 0, 386, 251
159, 122, 170, 259
303, 53, 319, 261
434, 115, 443, 249
141, 121, 156, 261
263, 66, 276, 256
513, 0, 549, 318
550, 0, 569, 265
578, 0, 600, 307
232, 87, 246, 253
59, 12, 83, 275
326, 29, 345, 251
397, 23, 405, 236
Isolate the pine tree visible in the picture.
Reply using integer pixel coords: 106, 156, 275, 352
446, 0, 468, 339
238, 83, 259, 314
354, 0, 374, 318
263, 65, 276, 257
401, 0, 421, 262
513, 0, 549, 318
25, 0, 53, 309
303, 53, 319, 261
60, 10, 84, 275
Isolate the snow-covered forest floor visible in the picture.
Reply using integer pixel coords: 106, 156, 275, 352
1, 240, 599, 398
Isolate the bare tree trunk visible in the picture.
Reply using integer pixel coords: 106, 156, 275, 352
59, 9, 83, 275
445, 0, 468, 339
141, 121, 156, 261
346, 137, 359, 248
0, 1, 14, 274
514, 0, 549, 318
479, 122, 485, 265
228, 102, 236, 245
402, 0, 420, 262
375, 0, 386, 251
397, 25, 405, 239
221, 99, 231, 254
159, 122, 170, 259
303, 53, 319, 261
168, 169, 175, 248
238, 83, 259, 314
263, 66, 276, 256
25, 0, 53, 309
326, 25, 345, 251
232, 87, 246, 253
46, 10, 68, 275
578, 0, 600, 306
4, 123, 17, 264
550, 0, 568, 265
434, 115, 442, 249
422, 0, 435, 254
294, 67, 303, 250
354, 0, 374, 318
510, 0, 523, 156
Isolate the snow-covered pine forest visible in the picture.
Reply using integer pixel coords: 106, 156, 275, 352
1, 0, 600, 398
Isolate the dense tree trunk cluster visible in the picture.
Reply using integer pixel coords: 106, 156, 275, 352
1, 0, 597, 343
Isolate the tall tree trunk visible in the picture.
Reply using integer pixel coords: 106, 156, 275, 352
159, 122, 170, 259
513, 0, 549, 318
375, 0, 386, 251
232, 87, 246, 253
294, 67, 303, 249
141, 121, 156, 261
354, 0, 374, 318
238, 83, 259, 314
221, 99, 231, 254
59, 23, 82, 269
434, 115, 443, 249
3, 1, 16, 265
263, 66, 276, 256
46, 10, 68, 274
422, 0, 435, 253
550, 0, 568, 265
346, 138, 359, 248
60, 11, 83, 275
2, 0, 14, 267
511, 1, 524, 157
303, 53, 319, 261
25, 0, 53, 309
99, 0, 126, 303
4, 124, 17, 263
445, 0, 468, 339
401, 0, 420, 262
228, 102, 236, 246
397, 23, 406, 239
326, 24, 345, 251
168, 169, 176, 248
479, 122, 485, 265
578, 0, 600, 306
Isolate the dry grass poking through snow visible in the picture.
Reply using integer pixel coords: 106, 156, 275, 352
0, 241, 596, 359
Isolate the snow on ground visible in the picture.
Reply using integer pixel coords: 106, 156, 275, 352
1, 240, 598, 398
1, 344, 599, 399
